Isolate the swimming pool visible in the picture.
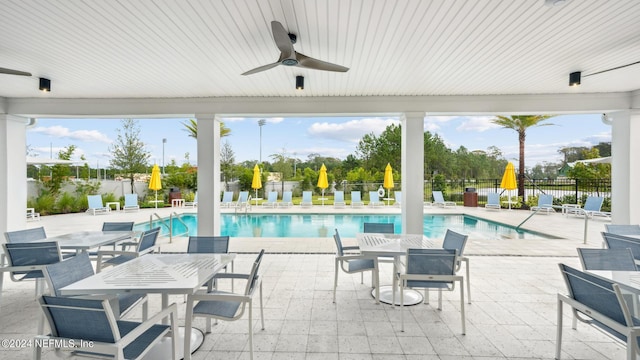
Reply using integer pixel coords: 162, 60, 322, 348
135, 213, 556, 240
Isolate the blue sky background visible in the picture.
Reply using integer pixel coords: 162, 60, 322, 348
26, 114, 611, 170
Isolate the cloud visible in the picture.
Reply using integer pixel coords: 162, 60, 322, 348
307, 118, 400, 143
30, 126, 111, 143
455, 116, 500, 132
423, 116, 458, 132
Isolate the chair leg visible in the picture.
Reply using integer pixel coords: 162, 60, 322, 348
360, 272, 364, 284
259, 282, 265, 330
142, 300, 148, 321
556, 298, 563, 360
333, 260, 339, 304
460, 278, 466, 335
424, 289, 429, 305
249, 300, 254, 360
464, 258, 471, 304
437, 289, 442, 310
400, 278, 405, 332
184, 301, 193, 360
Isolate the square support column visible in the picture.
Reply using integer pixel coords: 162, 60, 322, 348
0, 115, 28, 237
611, 110, 640, 224
196, 114, 221, 235
401, 112, 425, 235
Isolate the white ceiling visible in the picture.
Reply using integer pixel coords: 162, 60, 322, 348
1, 0, 639, 99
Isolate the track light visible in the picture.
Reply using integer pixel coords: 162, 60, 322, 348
39, 77, 51, 92
569, 72, 581, 86
296, 75, 304, 90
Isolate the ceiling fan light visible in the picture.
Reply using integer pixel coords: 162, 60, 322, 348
296, 75, 304, 90
39, 77, 51, 92
569, 71, 581, 86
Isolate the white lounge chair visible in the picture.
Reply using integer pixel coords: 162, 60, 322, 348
220, 191, 234, 208
350, 191, 364, 207
531, 194, 554, 214
368, 191, 384, 207
485, 192, 501, 210
279, 191, 293, 207
262, 191, 278, 207
185, 192, 198, 208
433, 191, 456, 207
235, 191, 250, 211
86, 194, 110, 215
579, 196, 609, 218
300, 191, 313, 207
393, 191, 402, 207
333, 191, 346, 208
123, 193, 140, 213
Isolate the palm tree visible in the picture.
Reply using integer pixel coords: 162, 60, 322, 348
182, 119, 231, 138
491, 115, 554, 199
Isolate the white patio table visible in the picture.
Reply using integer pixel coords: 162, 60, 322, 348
45, 230, 136, 254
357, 232, 437, 305
60, 253, 236, 360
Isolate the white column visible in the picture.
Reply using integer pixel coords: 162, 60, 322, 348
0, 115, 28, 237
401, 112, 425, 234
196, 114, 221, 235
611, 110, 640, 224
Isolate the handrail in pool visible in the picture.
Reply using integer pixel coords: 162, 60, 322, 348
150, 213, 171, 241
169, 212, 189, 241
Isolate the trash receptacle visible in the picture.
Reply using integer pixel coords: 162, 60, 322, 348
168, 188, 182, 203
463, 188, 478, 207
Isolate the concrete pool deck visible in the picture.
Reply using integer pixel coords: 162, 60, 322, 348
1, 204, 622, 359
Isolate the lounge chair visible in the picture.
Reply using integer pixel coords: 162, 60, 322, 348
393, 191, 402, 207
262, 191, 278, 207
279, 191, 293, 207
433, 191, 456, 207
485, 192, 501, 210
333, 191, 346, 208
123, 193, 139, 212
220, 191, 234, 208
530, 194, 554, 214
235, 191, 250, 211
86, 194, 110, 215
350, 191, 364, 208
578, 196, 609, 218
184, 191, 198, 208
368, 191, 384, 207
300, 191, 313, 207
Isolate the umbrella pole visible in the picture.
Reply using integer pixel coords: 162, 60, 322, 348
155, 190, 158, 209
322, 189, 325, 206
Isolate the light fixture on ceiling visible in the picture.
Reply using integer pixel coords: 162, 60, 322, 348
296, 75, 304, 90
569, 60, 640, 86
569, 72, 581, 86
39, 77, 51, 92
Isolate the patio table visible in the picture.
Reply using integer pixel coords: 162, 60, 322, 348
357, 232, 436, 305
45, 230, 136, 254
60, 253, 235, 360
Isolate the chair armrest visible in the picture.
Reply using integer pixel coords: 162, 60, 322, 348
189, 291, 251, 303
97, 250, 139, 257
337, 254, 375, 261
342, 246, 360, 251
214, 273, 250, 280
119, 302, 177, 347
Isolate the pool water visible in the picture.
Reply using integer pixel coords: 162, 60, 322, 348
134, 213, 556, 240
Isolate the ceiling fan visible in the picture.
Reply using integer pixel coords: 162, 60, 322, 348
0, 67, 31, 76
242, 21, 349, 76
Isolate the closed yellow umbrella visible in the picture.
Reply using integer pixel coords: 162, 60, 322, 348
383, 163, 394, 205
252, 164, 262, 202
317, 164, 328, 206
149, 164, 162, 208
500, 162, 517, 210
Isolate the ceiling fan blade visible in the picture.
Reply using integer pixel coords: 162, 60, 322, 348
271, 21, 293, 58
241, 61, 281, 76
296, 53, 349, 72
0, 67, 32, 76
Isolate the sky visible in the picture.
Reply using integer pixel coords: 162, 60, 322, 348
26, 113, 612, 171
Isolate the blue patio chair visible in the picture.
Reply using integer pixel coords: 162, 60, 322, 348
443, 229, 471, 304
363, 222, 394, 234
333, 190, 346, 208
350, 191, 364, 207
368, 191, 384, 207
43, 252, 148, 320
221, 191, 234, 208
433, 191, 456, 207
35, 295, 177, 360
579, 196, 609, 218
605, 224, 640, 236
602, 232, 640, 264
96, 227, 160, 272
187, 236, 234, 292
393, 191, 402, 207
235, 191, 250, 211
86, 194, 110, 215
577, 248, 637, 271
398, 248, 465, 334
4, 226, 47, 243
123, 193, 139, 212
185, 250, 265, 360
278, 191, 293, 207
1, 241, 61, 299
485, 192, 501, 210
531, 194, 555, 214
556, 264, 640, 359
102, 221, 137, 251
300, 191, 313, 207
332, 229, 379, 304
262, 191, 278, 207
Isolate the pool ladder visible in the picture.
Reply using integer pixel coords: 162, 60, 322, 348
149, 212, 189, 243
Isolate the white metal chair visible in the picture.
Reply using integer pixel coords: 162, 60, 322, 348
368, 191, 384, 207
350, 191, 364, 207
1, 241, 61, 299
86, 194, 110, 215
432, 191, 456, 207
278, 191, 293, 207
262, 191, 278, 207
332, 229, 379, 304
485, 192, 501, 210
300, 191, 313, 207
184, 250, 265, 360
442, 229, 471, 304
530, 194, 555, 214
333, 190, 346, 208
123, 193, 140, 212
96, 227, 160, 272
220, 191, 234, 208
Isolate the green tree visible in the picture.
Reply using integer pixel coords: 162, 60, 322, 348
45, 145, 76, 194
220, 141, 236, 191
109, 119, 151, 193
270, 149, 293, 193
491, 115, 554, 198
182, 119, 231, 138
356, 124, 401, 172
